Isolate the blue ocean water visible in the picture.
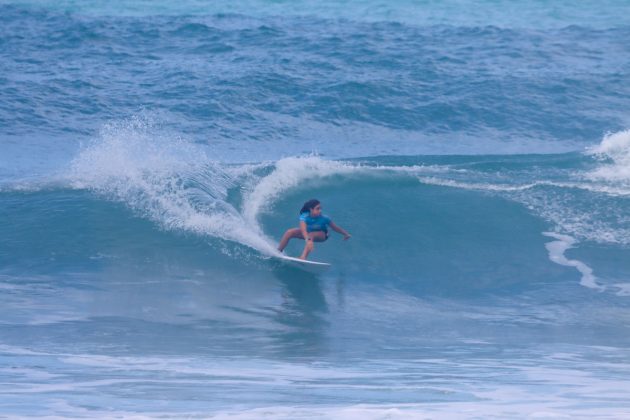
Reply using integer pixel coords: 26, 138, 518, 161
1, 1, 630, 418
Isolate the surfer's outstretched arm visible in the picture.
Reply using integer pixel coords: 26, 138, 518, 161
329, 221, 351, 240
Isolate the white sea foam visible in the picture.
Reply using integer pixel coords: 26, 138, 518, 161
4, 348, 630, 419
521, 189, 630, 246
587, 129, 630, 184
543, 232, 603, 291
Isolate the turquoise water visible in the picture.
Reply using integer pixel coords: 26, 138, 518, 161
1, 1, 630, 418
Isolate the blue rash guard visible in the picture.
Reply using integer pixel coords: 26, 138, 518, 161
299, 212, 331, 234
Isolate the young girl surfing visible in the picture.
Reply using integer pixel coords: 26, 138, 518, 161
277, 199, 351, 260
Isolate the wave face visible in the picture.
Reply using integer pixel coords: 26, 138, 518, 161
1, 1, 630, 418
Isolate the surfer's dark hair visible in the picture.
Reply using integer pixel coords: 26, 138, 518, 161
300, 199, 320, 214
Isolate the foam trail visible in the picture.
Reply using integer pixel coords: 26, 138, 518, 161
417, 176, 541, 192
418, 176, 630, 196
543, 232, 603, 291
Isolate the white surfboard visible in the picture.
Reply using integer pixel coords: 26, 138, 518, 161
277, 255, 331, 274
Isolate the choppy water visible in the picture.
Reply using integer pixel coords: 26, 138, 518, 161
1, 1, 630, 418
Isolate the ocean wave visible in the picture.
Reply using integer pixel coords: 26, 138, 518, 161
1, 119, 626, 297
2, 121, 626, 254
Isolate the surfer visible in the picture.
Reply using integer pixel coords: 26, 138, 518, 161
277, 198, 351, 260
